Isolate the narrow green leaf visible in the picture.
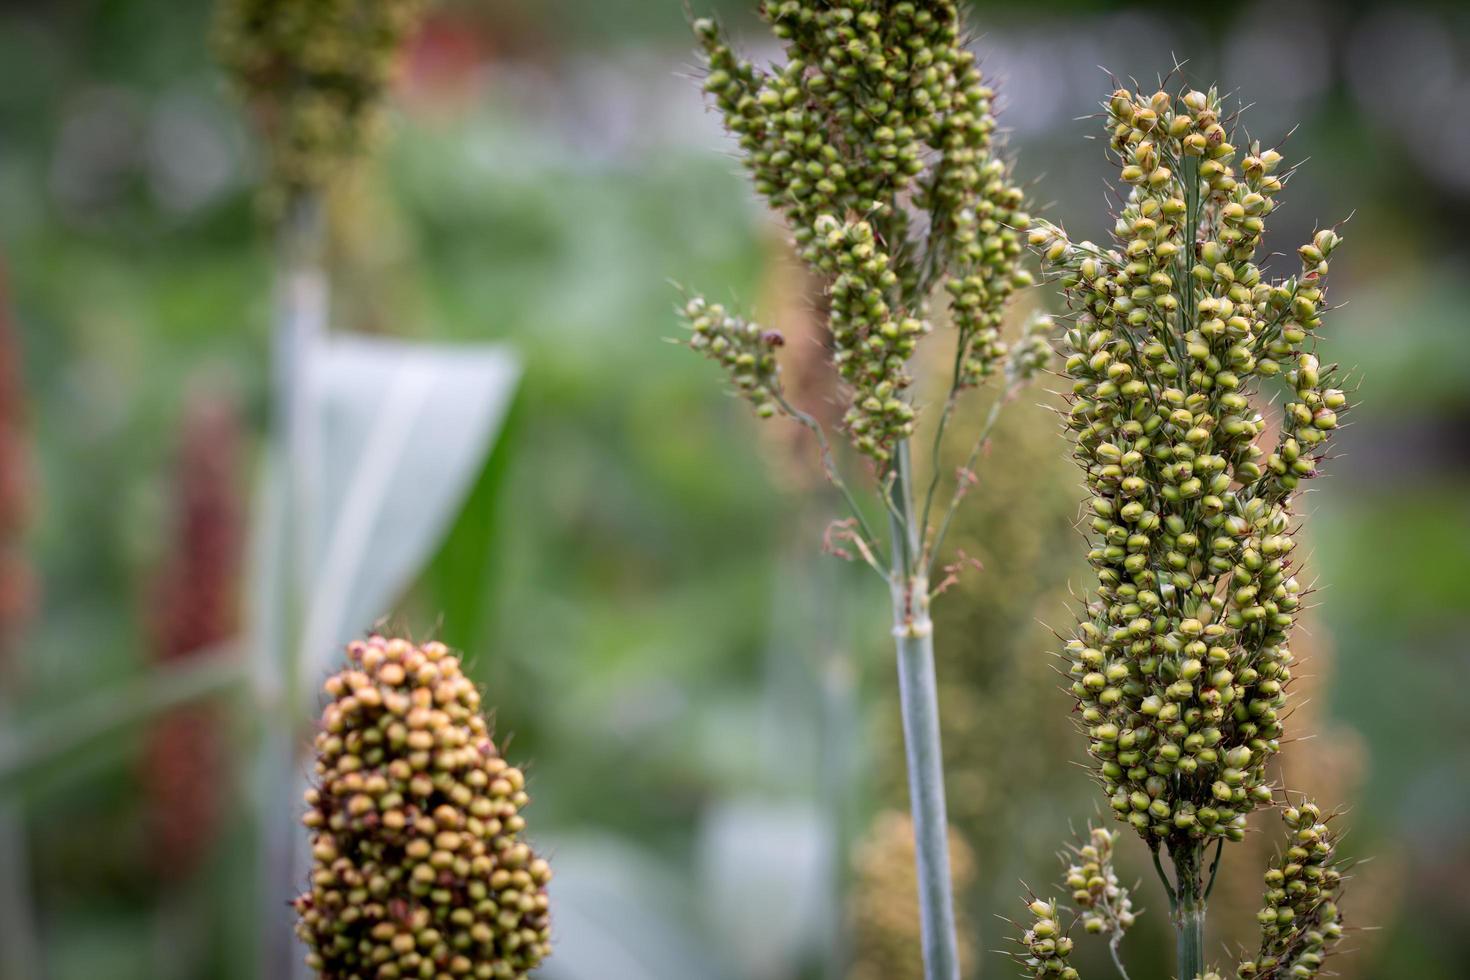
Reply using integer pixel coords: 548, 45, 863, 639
0, 643, 245, 790
298, 336, 520, 693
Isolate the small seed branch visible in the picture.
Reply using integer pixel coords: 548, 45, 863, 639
683, 4, 1048, 977
1015, 82, 1353, 980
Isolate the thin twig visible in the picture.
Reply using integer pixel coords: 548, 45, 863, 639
917, 331, 970, 545
1202, 836, 1226, 902
1151, 844, 1178, 912
1108, 934, 1133, 980
772, 390, 887, 567
925, 384, 1016, 577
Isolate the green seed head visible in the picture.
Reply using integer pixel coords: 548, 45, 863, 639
686, 2, 1034, 468
215, 0, 426, 208
1235, 801, 1345, 979
1035, 84, 1349, 852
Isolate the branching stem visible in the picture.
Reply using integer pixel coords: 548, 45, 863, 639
925, 384, 1015, 578
1109, 934, 1133, 980
772, 389, 885, 569
888, 440, 960, 980
1151, 843, 1178, 911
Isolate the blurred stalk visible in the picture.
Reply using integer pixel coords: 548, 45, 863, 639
256, 190, 326, 980
0, 803, 39, 980
887, 441, 958, 980
0, 257, 40, 980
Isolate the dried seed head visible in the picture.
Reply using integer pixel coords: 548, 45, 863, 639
1011, 821, 1138, 972
144, 392, 245, 880
0, 266, 34, 671
848, 810, 977, 980
1066, 825, 1137, 938
294, 635, 551, 978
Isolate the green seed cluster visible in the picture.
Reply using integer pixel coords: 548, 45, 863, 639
691, 2, 1030, 466
215, 0, 424, 204
294, 636, 551, 979
1028, 86, 1347, 851
1016, 899, 1078, 979
682, 297, 788, 418
1236, 803, 1344, 980
1006, 313, 1056, 387
1065, 826, 1136, 938
817, 213, 924, 459
922, 60, 1032, 389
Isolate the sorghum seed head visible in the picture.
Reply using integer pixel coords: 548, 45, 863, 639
294, 635, 551, 978
1016, 892, 1079, 980
680, 296, 788, 419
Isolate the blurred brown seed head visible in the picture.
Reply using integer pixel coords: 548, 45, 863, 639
848, 809, 976, 980
142, 390, 245, 881
0, 262, 35, 671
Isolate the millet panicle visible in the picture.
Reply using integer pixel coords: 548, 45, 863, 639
1029, 84, 1348, 854
214, 0, 425, 205
294, 635, 551, 979
685, 1, 1032, 466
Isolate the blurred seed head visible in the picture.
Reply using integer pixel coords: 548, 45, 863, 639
0, 263, 35, 672
214, 0, 427, 209
142, 390, 245, 881
848, 809, 976, 980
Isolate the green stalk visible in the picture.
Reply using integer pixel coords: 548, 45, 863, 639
887, 441, 960, 980
257, 191, 327, 980
0, 710, 40, 980
1176, 904, 1206, 980
1170, 842, 1207, 980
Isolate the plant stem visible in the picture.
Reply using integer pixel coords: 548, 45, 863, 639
1176, 900, 1206, 980
0, 708, 41, 980
887, 440, 960, 980
925, 385, 1012, 578
258, 191, 327, 980
1171, 841, 1207, 980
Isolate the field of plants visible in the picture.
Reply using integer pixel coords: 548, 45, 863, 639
0, 2, 1467, 979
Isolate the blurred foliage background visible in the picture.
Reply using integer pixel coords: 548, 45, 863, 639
1, 0, 1467, 978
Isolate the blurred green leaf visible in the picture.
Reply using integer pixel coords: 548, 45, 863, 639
416, 389, 524, 655
697, 797, 831, 977
536, 834, 741, 980
298, 335, 520, 683
0, 642, 244, 793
